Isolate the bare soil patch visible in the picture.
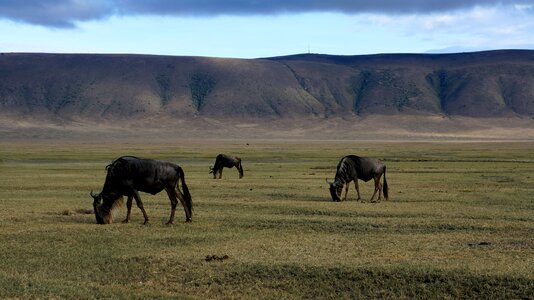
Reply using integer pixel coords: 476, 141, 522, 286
1, 114, 533, 142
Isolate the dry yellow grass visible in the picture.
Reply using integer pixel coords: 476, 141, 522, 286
0, 140, 532, 298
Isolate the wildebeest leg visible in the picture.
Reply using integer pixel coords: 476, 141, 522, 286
370, 176, 380, 202
165, 188, 178, 225
175, 189, 192, 223
378, 182, 383, 201
219, 168, 223, 179
376, 174, 384, 202
132, 190, 149, 224
354, 179, 362, 201
122, 195, 133, 223
343, 182, 350, 201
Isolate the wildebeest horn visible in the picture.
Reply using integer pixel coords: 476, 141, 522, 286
90, 190, 98, 198
325, 178, 332, 184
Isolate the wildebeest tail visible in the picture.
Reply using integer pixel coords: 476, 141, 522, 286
383, 165, 389, 200
177, 166, 193, 214
237, 157, 244, 178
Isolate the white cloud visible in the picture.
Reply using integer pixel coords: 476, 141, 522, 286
514, 4, 533, 12
360, 5, 534, 52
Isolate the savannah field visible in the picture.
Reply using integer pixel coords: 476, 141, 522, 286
0, 140, 533, 299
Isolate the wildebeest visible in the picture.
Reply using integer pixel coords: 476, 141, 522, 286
90, 156, 192, 225
326, 155, 388, 202
209, 154, 243, 179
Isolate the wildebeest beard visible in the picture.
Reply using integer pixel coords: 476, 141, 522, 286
91, 191, 123, 224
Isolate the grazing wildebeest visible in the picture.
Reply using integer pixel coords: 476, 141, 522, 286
209, 154, 243, 179
90, 156, 192, 225
326, 155, 388, 202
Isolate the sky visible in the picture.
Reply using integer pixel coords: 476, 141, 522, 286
0, 0, 533, 58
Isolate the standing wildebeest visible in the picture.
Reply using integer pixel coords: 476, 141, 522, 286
326, 155, 388, 202
90, 156, 192, 225
209, 154, 243, 179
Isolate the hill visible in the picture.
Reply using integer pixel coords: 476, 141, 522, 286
1, 50, 533, 140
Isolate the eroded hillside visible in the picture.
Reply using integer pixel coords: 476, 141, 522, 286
1, 50, 533, 122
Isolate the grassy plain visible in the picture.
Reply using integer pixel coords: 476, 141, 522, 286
0, 140, 533, 299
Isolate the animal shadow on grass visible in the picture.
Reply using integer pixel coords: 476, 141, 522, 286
54, 208, 95, 224
467, 241, 492, 248
205, 254, 230, 262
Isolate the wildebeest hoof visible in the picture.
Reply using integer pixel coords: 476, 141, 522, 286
185, 219, 192, 223
143, 220, 149, 225
122, 219, 129, 224
166, 221, 174, 225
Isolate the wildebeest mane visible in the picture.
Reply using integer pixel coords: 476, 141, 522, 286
105, 156, 139, 177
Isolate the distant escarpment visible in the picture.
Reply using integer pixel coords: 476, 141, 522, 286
1, 50, 533, 121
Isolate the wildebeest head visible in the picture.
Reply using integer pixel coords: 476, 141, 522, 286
209, 166, 218, 178
90, 190, 122, 224
326, 179, 342, 202
90, 190, 106, 224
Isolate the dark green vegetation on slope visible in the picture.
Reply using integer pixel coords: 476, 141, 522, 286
0, 141, 533, 299
1, 50, 534, 121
